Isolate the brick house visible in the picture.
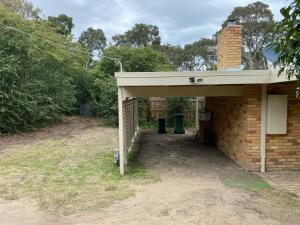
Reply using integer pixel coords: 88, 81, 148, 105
205, 24, 300, 172
115, 24, 299, 175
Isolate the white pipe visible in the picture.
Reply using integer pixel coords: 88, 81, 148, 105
260, 84, 267, 172
195, 97, 199, 130
118, 87, 125, 175
102, 56, 123, 72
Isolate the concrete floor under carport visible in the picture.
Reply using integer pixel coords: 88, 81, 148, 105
116, 128, 300, 225
135, 129, 243, 176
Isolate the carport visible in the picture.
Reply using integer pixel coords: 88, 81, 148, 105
115, 23, 299, 175
115, 70, 291, 175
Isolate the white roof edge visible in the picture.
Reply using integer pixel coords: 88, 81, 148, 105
115, 70, 271, 78
115, 70, 296, 87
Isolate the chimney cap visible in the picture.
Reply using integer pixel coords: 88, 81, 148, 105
227, 16, 236, 26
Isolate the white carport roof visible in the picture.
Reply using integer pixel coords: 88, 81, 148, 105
116, 70, 292, 87
115, 70, 294, 98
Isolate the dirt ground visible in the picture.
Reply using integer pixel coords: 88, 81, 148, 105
1, 124, 300, 225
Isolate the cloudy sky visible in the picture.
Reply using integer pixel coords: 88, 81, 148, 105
31, 0, 288, 46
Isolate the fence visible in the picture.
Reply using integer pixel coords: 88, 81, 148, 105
141, 97, 199, 127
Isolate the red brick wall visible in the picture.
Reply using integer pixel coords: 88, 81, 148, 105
205, 83, 300, 171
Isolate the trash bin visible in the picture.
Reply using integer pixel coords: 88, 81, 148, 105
174, 113, 185, 134
203, 129, 216, 147
158, 118, 167, 134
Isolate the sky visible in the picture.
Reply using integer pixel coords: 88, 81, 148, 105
31, 0, 289, 46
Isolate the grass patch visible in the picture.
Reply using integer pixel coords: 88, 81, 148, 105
222, 172, 272, 192
126, 148, 160, 182
0, 126, 157, 215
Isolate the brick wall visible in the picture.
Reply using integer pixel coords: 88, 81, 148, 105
206, 85, 261, 171
205, 83, 300, 171
266, 83, 300, 171
217, 25, 242, 70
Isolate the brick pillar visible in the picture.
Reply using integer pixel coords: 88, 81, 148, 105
217, 24, 242, 71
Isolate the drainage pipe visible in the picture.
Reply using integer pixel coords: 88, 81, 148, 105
195, 97, 199, 130
260, 84, 267, 172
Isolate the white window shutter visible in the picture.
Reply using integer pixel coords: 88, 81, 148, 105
267, 95, 288, 134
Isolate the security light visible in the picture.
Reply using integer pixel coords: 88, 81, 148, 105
189, 77, 195, 83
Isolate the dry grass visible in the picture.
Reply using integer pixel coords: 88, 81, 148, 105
0, 118, 157, 215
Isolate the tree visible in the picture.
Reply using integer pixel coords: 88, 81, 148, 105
156, 44, 184, 69
273, 0, 300, 95
48, 14, 74, 36
89, 46, 174, 125
0, 4, 88, 133
221, 1, 274, 69
78, 27, 107, 59
181, 38, 216, 71
112, 23, 161, 48
0, 0, 41, 19
98, 46, 174, 76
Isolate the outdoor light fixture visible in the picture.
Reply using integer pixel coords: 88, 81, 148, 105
189, 77, 203, 84
189, 77, 195, 83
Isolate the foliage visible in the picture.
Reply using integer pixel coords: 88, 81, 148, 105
156, 44, 184, 69
90, 75, 118, 126
156, 39, 216, 71
166, 97, 192, 114
112, 23, 161, 48
48, 13, 74, 36
138, 120, 158, 129
0, 4, 88, 133
165, 97, 192, 127
273, 0, 300, 95
181, 38, 216, 71
99, 46, 174, 76
88, 46, 174, 125
221, 1, 274, 69
78, 27, 107, 59
0, 0, 41, 19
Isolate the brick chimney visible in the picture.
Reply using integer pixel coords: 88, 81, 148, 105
217, 23, 242, 71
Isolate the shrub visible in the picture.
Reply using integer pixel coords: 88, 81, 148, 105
90, 75, 118, 126
0, 5, 84, 133
165, 97, 192, 126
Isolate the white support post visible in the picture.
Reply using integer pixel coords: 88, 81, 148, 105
195, 97, 199, 130
260, 85, 267, 173
118, 87, 125, 175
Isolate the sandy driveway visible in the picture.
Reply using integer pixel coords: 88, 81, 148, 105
1, 129, 300, 225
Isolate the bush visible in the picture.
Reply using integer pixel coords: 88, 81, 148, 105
99, 46, 175, 76
165, 97, 192, 127
0, 5, 85, 133
90, 75, 118, 126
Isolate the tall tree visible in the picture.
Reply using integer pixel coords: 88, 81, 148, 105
273, 0, 300, 95
156, 44, 184, 69
0, 0, 41, 19
78, 27, 107, 59
112, 23, 161, 47
181, 38, 216, 71
48, 14, 74, 36
221, 1, 274, 70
